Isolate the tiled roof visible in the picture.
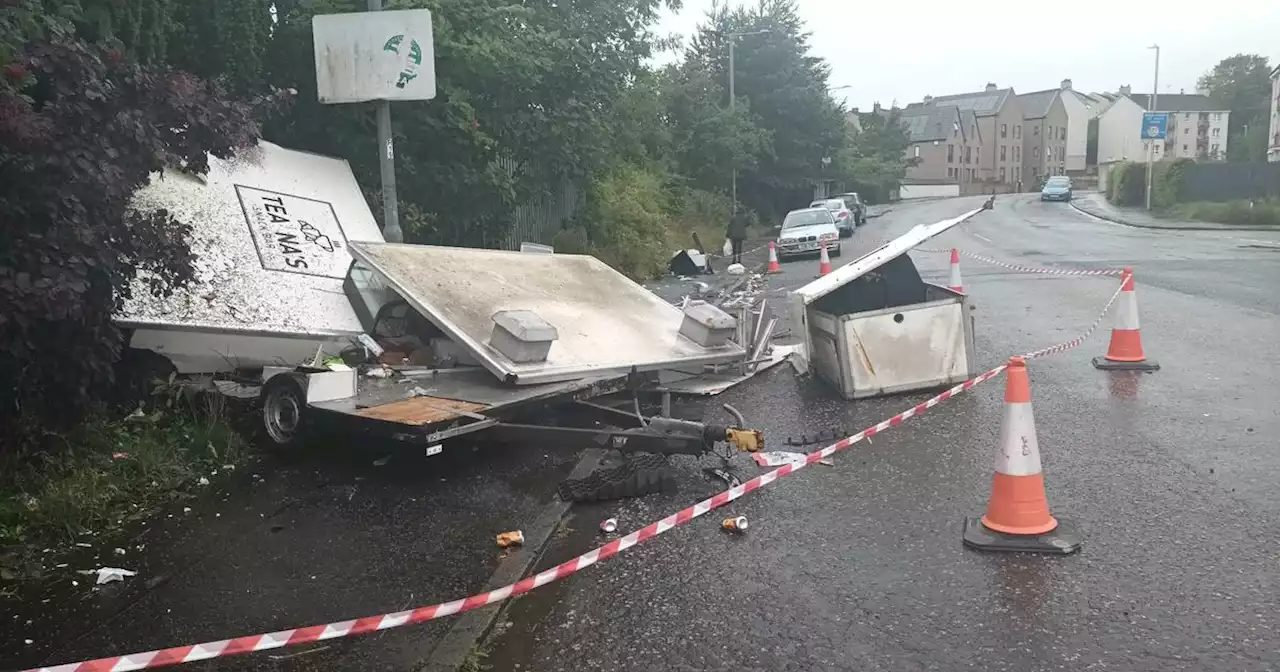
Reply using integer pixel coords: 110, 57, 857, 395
899, 105, 960, 143
927, 88, 1012, 116
1127, 93, 1227, 112
1016, 89, 1060, 119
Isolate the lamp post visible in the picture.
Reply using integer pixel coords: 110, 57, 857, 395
1145, 44, 1159, 211
714, 28, 770, 212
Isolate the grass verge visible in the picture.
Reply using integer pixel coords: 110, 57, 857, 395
1165, 199, 1280, 227
0, 384, 249, 578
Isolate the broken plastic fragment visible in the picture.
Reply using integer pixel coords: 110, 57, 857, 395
78, 567, 137, 585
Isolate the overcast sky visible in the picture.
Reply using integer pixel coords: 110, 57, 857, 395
654, 0, 1280, 111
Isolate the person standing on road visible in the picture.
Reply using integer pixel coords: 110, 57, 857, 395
726, 206, 749, 265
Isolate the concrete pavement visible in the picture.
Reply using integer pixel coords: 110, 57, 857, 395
485, 194, 1280, 671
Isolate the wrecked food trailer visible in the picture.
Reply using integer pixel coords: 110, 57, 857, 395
788, 208, 985, 399
116, 142, 386, 374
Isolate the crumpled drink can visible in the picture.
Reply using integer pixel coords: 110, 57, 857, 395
721, 516, 749, 533
600, 518, 618, 533
496, 530, 524, 548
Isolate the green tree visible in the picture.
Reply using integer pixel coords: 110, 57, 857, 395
1196, 53, 1271, 162
0, 37, 289, 439
836, 109, 910, 203
682, 0, 849, 220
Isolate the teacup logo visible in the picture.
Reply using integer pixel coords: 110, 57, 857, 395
382, 34, 423, 89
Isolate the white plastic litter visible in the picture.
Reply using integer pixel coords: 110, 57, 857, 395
751, 451, 808, 467
78, 567, 137, 585
726, 263, 746, 276
722, 238, 734, 256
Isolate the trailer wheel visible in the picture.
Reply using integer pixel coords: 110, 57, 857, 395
558, 453, 676, 503
261, 374, 309, 448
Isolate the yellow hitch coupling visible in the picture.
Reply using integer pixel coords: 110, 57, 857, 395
725, 427, 764, 453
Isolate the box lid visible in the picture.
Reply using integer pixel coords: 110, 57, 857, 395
492, 309, 559, 342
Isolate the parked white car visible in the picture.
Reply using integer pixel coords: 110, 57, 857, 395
809, 198, 854, 237
777, 207, 841, 259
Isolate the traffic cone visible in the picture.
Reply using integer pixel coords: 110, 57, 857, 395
948, 248, 964, 293
766, 242, 782, 274
817, 243, 832, 277
962, 356, 1081, 555
1093, 268, 1159, 371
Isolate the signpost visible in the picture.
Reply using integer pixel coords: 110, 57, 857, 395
1140, 112, 1169, 141
313, 6, 437, 243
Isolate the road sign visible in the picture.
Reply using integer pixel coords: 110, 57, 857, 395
1140, 112, 1169, 141
313, 9, 437, 104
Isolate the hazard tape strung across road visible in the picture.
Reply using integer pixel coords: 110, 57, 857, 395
1022, 276, 1125, 360
28, 277, 1128, 672
917, 246, 1125, 277
26, 371, 1009, 672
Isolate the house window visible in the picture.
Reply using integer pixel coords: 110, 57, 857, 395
1212, 143, 1220, 154
947, 167, 954, 178
1015, 125, 1022, 139
1214, 113, 1221, 122
1001, 123, 1008, 138
948, 144, 955, 163
1033, 147, 1040, 159
1015, 146, 1021, 161
914, 145, 920, 158
1183, 144, 1188, 152
1000, 145, 1006, 161
1184, 127, 1189, 135
1184, 113, 1192, 121
976, 147, 980, 163
1033, 125, 1039, 136
1000, 167, 1006, 181
1212, 128, 1220, 137
965, 146, 972, 163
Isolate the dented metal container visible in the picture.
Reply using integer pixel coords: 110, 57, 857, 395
788, 209, 984, 399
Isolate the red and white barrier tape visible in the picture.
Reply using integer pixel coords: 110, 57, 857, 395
915, 246, 1124, 277
28, 367, 1008, 672
28, 276, 1127, 672
1022, 277, 1125, 360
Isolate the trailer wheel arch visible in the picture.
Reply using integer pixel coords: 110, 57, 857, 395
260, 374, 310, 448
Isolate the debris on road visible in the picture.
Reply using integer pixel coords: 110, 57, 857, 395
78, 567, 138, 585
751, 451, 809, 467
599, 518, 618, 534
702, 467, 742, 488
496, 531, 525, 548
721, 516, 749, 533
726, 262, 746, 276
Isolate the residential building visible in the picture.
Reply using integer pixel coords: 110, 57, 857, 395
908, 83, 1025, 187
1268, 65, 1280, 162
1055, 79, 1098, 173
1017, 89, 1070, 184
1097, 85, 1230, 165
898, 104, 982, 188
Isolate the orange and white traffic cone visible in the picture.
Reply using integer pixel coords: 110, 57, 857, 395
766, 242, 782, 274
817, 243, 832, 277
1093, 268, 1159, 371
948, 248, 964, 293
962, 356, 1081, 555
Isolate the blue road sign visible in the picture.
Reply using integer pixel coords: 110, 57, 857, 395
1141, 112, 1169, 140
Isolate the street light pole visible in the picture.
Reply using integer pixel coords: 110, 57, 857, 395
729, 39, 736, 212
718, 29, 769, 214
1145, 44, 1159, 211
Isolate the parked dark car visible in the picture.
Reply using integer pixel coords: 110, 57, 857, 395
831, 192, 867, 226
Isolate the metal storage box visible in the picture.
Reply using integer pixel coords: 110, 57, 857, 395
789, 208, 984, 399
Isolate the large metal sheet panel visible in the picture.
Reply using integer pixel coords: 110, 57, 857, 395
313, 10, 437, 104
117, 142, 384, 342
347, 243, 747, 385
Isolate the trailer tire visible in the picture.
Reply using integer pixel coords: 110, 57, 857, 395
260, 374, 309, 448
558, 453, 676, 503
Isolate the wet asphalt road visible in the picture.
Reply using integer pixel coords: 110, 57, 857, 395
486, 195, 1280, 671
